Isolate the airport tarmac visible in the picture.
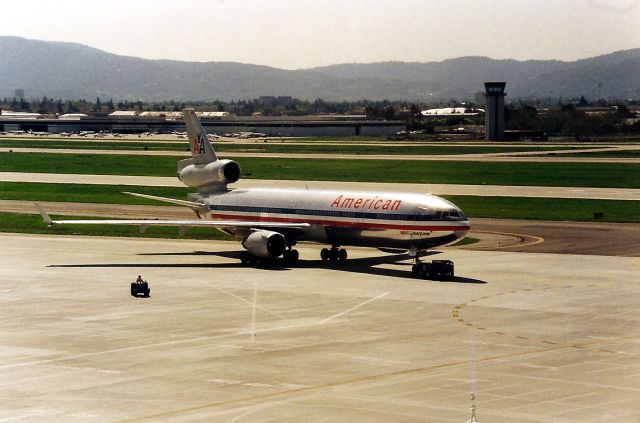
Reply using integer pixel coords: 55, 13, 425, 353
1, 233, 639, 422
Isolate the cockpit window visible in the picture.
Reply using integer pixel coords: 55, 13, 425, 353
434, 209, 466, 221
416, 206, 466, 221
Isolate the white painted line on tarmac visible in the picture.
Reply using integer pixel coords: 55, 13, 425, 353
318, 291, 390, 324
0, 292, 390, 371
212, 286, 287, 319
251, 284, 258, 342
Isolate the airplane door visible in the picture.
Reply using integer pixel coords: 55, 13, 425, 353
417, 207, 431, 220
412, 207, 432, 239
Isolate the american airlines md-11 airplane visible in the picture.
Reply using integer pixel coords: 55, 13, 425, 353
38, 109, 470, 277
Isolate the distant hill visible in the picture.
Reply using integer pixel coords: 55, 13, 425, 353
1, 36, 638, 102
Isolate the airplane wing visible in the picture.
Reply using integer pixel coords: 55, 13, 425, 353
43, 218, 310, 230
35, 203, 309, 234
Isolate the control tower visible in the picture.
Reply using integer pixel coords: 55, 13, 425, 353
484, 82, 506, 140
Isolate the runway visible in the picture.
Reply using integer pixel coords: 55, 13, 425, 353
2, 171, 640, 201
1, 233, 639, 422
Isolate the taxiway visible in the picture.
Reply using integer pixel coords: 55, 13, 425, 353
2, 172, 639, 201
1, 233, 639, 422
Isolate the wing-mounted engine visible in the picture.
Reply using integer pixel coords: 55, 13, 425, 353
242, 230, 287, 258
177, 158, 241, 189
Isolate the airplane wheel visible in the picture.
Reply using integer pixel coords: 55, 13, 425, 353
338, 249, 347, 262
291, 249, 299, 262
241, 252, 259, 266
321, 248, 329, 261
283, 249, 299, 264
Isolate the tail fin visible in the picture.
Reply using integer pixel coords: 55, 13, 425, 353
183, 108, 217, 164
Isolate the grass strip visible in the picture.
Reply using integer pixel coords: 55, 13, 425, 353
550, 151, 640, 158
2, 152, 640, 188
445, 195, 640, 223
449, 237, 479, 247
0, 182, 193, 205
0, 139, 569, 155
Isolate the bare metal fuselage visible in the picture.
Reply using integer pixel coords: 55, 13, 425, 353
201, 187, 471, 250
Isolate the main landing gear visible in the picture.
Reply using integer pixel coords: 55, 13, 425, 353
240, 251, 259, 265
320, 246, 347, 262
282, 248, 300, 264
239, 249, 300, 266
239, 246, 347, 266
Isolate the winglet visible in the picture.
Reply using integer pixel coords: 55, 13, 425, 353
35, 203, 53, 226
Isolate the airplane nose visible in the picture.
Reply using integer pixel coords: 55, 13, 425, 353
455, 219, 471, 237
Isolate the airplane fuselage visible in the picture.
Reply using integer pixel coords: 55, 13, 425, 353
202, 188, 470, 250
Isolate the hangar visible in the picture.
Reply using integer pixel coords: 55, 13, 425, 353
0, 115, 406, 137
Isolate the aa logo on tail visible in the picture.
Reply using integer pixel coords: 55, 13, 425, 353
193, 133, 206, 155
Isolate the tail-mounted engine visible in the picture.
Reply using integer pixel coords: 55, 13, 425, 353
177, 159, 241, 188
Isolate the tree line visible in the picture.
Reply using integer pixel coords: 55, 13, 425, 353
504, 104, 639, 138
0, 96, 412, 118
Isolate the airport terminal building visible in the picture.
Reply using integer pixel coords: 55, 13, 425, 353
0, 115, 406, 137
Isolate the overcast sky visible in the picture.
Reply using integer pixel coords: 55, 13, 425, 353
2, 0, 639, 69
